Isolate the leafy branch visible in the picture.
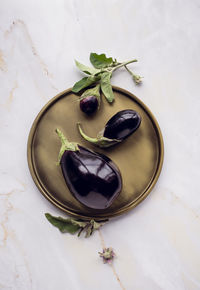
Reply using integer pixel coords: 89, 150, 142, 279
45, 213, 108, 238
72, 52, 142, 103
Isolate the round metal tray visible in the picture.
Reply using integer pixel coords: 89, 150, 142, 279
27, 86, 164, 219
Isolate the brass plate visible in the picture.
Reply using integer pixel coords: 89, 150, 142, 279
27, 87, 164, 220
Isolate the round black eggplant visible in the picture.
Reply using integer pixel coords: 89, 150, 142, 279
80, 96, 99, 115
77, 109, 141, 148
79, 84, 100, 115
56, 129, 122, 210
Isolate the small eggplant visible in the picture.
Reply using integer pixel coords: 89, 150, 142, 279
80, 96, 99, 115
77, 109, 141, 148
56, 129, 122, 210
79, 84, 101, 115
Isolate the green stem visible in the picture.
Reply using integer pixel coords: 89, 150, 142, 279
95, 83, 101, 91
56, 129, 69, 146
125, 65, 142, 84
125, 65, 134, 76
56, 129, 79, 164
77, 123, 100, 145
111, 59, 137, 72
77, 123, 121, 148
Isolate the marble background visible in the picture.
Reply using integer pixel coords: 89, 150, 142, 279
0, 0, 200, 289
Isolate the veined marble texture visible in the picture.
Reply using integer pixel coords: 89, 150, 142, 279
0, 0, 200, 289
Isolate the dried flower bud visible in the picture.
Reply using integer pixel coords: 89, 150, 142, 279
132, 74, 142, 85
99, 247, 115, 264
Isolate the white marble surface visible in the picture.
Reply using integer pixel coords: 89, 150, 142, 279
0, 0, 200, 289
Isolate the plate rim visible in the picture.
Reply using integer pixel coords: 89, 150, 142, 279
27, 86, 164, 220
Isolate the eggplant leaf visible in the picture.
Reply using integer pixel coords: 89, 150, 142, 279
45, 213, 80, 234
100, 72, 114, 103
72, 75, 100, 93
75, 60, 101, 75
90, 53, 115, 68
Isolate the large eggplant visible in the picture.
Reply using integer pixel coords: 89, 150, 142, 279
77, 109, 141, 148
56, 129, 122, 210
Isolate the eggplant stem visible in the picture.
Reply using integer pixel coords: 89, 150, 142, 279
77, 123, 121, 148
56, 129, 69, 146
77, 123, 99, 144
56, 129, 79, 164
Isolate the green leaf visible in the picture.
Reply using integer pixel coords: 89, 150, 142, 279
72, 75, 100, 93
75, 60, 101, 75
100, 72, 114, 103
90, 53, 115, 68
45, 213, 80, 234
72, 77, 88, 92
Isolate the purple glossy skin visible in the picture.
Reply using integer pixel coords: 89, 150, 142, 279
104, 109, 141, 140
80, 96, 98, 115
60, 145, 122, 209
